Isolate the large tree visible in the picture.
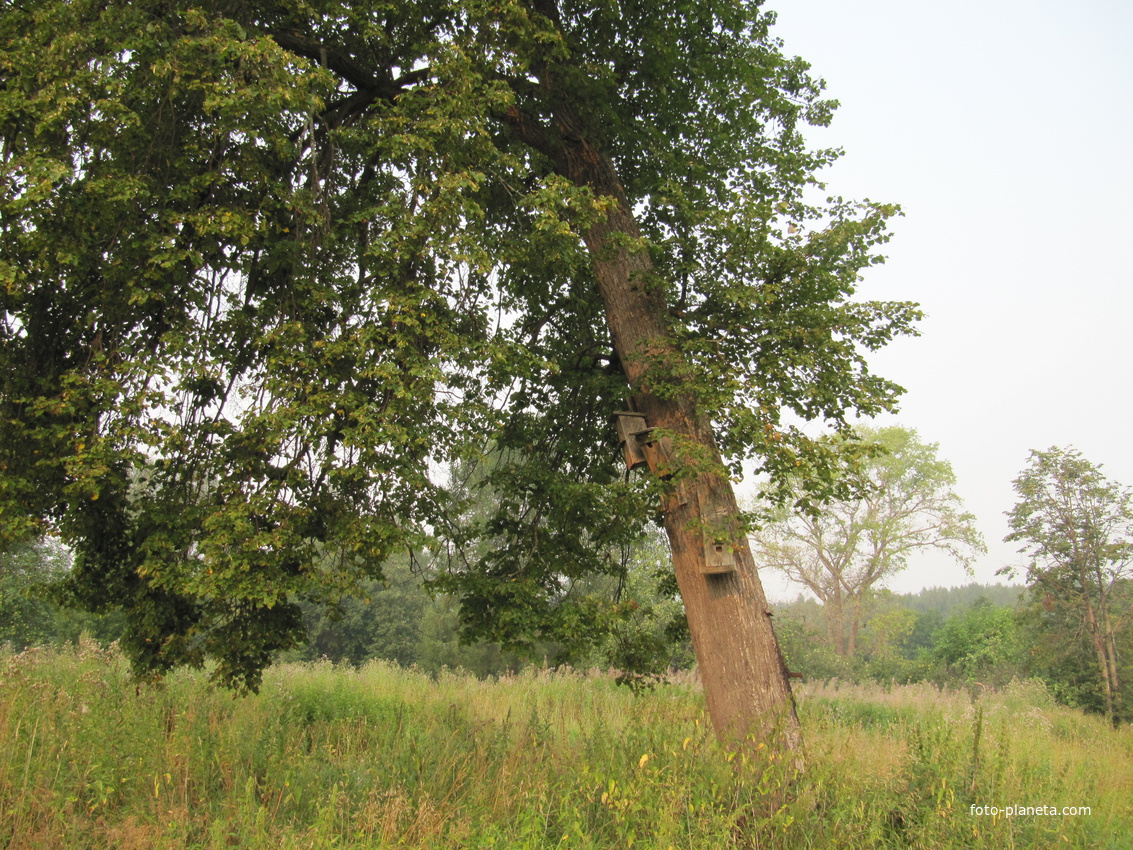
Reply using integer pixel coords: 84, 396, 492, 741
0, 0, 919, 745
1003, 447, 1133, 726
751, 426, 985, 656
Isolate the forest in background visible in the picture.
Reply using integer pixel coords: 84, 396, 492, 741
4, 535, 1128, 724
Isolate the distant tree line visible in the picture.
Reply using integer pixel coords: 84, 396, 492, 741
773, 580, 1131, 723
0, 540, 126, 650
4, 439, 1128, 724
7, 535, 1128, 724
0, 533, 692, 687
766, 440, 1132, 726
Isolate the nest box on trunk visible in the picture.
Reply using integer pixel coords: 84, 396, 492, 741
613, 411, 649, 471
612, 412, 677, 479
614, 411, 737, 575
696, 478, 738, 575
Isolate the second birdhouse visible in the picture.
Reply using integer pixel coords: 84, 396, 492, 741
696, 477, 738, 574
636, 428, 676, 479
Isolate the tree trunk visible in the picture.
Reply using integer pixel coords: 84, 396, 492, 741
500, 0, 799, 749
547, 107, 800, 749
1080, 590, 1115, 726
826, 593, 847, 657
1103, 612, 1121, 715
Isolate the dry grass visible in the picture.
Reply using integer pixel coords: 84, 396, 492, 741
0, 640, 1129, 848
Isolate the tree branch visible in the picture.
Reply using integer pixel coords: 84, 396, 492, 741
268, 29, 380, 90
268, 29, 431, 127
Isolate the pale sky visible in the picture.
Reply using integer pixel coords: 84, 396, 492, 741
760, 0, 1133, 598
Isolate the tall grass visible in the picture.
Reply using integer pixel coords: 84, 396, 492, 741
1, 639, 1129, 848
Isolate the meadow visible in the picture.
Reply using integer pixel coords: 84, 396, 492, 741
1, 638, 1129, 849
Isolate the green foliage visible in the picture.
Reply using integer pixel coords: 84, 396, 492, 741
0, 538, 125, 649
575, 533, 695, 688
0, 539, 68, 648
1004, 447, 1133, 724
284, 554, 531, 676
904, 607, 946, 655
771, 606, 855, 681
897, 583, 1023, 614
1005, 448, 1133, 585
929, 600, 1022, 687
856, 604, 919, 681
774, 586, 1037, 693
1, 644, 1130, 848
1, 0, 919, 687
413, 592, 529, 677
1015, 586, 1133, 720
290, 555, 429, 668
280, 531, 690, 681
429, 447, 656, 663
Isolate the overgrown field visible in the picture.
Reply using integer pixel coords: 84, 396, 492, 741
1, 640, 1129, 848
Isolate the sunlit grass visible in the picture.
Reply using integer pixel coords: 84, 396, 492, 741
1, 639, 1129, 848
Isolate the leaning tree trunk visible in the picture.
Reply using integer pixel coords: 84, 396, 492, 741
547, 105, 800, 750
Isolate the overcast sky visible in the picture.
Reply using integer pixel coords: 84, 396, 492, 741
759, 0, 1133, 598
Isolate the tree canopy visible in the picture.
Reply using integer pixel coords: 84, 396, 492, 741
0, 0, 920, 690
1004, 447, 1133, 725
752, 426, 985, 656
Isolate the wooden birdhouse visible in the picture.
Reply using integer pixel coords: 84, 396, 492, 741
636, 428, 676, 479
696, 477, 737, 575
613, 411, 649, 471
